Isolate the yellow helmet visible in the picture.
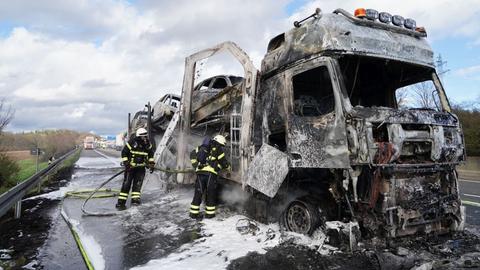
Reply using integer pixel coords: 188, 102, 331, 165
213, 135, 226, 146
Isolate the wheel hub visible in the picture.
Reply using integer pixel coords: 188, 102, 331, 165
286, 203, 312, 234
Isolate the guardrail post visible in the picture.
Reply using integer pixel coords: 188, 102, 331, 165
14, 200, 21, 219
36, 147, 41, 193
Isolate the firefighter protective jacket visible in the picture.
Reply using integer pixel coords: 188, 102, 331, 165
121, 138, 154, 167
190, 144, 230, 175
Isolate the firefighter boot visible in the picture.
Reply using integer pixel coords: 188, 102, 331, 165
131, 198, 141, 205
189, 212, 203, 220
204, 213, 215, 219
115, 201, 126, 210
189, 204, 202, 219
205, 206, 216, 219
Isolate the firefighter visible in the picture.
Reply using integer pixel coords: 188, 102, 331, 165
189, 135, 230, 219
115, 127, 154, 210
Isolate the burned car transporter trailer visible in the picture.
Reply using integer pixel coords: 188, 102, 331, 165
171, 7, 466, 238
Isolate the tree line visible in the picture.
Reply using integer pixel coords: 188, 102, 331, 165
0, 130, 86, 191
0, 99, 17, 190
1, 130, 84, 160
0, 99, 89, 191
453, 106, 480, 156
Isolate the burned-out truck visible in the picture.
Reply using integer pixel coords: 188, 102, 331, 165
171, 7, 466, 238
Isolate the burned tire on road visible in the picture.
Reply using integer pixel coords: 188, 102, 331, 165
284, 199, 323, 235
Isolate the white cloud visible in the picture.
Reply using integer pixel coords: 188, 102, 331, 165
0, 0, 288, 133
455, 65, 480, 79
288, 0, 480, 41
1, 0, 480, 133
0, 0, 137, 41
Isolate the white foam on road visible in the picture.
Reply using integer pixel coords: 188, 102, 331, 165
24, 175, 109, 201
22, 260, 39, 270
75, 156, 120, 169
25, 186, 73, 201
133, 215, 281, 270
75, 227, 106, 270
26, 155, 121, 201
93, 149, 121, 166
62, 209, 106, 270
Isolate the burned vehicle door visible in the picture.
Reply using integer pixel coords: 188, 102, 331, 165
285, 58, 349, 168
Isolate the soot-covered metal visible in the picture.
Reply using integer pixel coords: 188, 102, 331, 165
165, 7, 466, 239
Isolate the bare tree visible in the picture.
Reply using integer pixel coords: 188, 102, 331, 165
0, 99, 14, 133
396, 88, 409, 108
413, 81, 436, 109
396, 81, 437, 109
396, 54, 449, 110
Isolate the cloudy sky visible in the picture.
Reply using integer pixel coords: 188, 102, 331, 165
1, 0, 479, 135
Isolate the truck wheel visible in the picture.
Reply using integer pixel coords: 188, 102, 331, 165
284, 199, 321, 235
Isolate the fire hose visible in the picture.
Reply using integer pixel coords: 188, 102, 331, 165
60, 166, 195, 269
81, 166, 195, 217
60, 208, 95, 270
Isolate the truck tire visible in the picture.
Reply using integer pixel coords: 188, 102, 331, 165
284, 199, 322, 235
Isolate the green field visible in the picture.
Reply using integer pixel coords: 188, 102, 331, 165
0, 159, 48, 194
16, 158, 49, 182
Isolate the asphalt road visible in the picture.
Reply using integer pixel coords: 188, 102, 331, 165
459, 178, 480, 228
40, 149, 199, 269
36, 149, 480, 269
79, 149, 480, 229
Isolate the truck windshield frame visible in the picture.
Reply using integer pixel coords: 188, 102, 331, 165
291, 65, 335, 117
285, 57, 345, 120
335, 55, 450, 112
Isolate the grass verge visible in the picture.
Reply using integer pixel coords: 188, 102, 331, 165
34, 149, 82, 194
0, 149, 82, 196
16, 159, 49, 182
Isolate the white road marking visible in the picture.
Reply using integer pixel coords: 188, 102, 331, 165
93, 149, 120, 166
459, 179, 480, 184
464, 193, 480, 198
462, 200, 480, 208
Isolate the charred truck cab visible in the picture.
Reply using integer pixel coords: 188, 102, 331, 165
174, 8, 466, 239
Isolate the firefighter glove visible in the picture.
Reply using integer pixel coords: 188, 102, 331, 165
122, 161, 131, 171
148, 162, 155, 173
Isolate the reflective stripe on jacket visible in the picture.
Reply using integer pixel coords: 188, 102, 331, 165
121, 138, 154, 167
194, 146, 230, 175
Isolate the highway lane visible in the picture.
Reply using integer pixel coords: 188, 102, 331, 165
39, 149, 200, 269
37, 151, 480, 268
459, 178, 480, 227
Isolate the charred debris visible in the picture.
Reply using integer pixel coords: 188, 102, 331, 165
127, 7, 471, 247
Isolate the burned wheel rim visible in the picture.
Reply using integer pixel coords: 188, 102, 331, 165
285, 201, 315, 234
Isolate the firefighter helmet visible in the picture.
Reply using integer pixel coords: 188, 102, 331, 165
136, 128, 148, 137
213, 135, 226, 146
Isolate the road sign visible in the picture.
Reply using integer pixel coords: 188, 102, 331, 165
30, 148, 45, 155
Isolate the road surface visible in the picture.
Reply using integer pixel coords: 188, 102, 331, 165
28, 150, 480, 269
38, 149, 201, 269
459, 178, 480, 229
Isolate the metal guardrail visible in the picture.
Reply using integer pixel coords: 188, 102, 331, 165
0, 148, 79, 219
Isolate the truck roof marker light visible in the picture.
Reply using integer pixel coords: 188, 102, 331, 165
392, 15, 405, 27
379, 12, 392, 24
354, 8, 366, 18
404, 18, 416, 30
365, 9, 379, 21
415, 26, 427, 35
